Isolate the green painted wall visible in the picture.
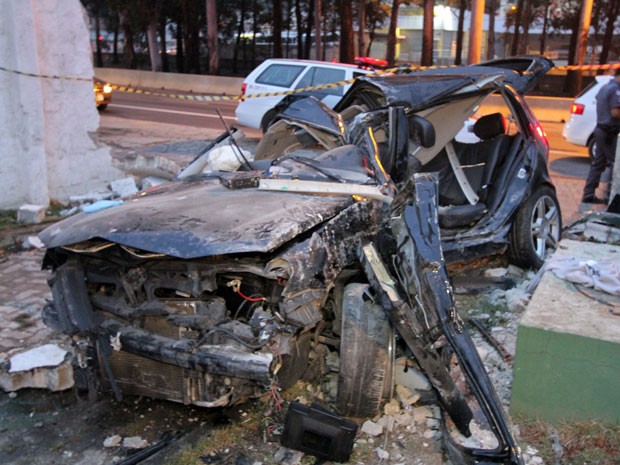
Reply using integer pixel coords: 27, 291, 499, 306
511, 325, 620, 424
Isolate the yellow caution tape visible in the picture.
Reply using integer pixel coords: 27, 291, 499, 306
0, 65, 91, 82
2, 61, 619, 103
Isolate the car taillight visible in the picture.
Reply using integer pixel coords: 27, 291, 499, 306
530, 122, 549, 149
570, 103, 585, 115
241, 83, 247, 95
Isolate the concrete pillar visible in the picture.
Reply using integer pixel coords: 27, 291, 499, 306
0, 0, 121, 209
610, 135, 620, 203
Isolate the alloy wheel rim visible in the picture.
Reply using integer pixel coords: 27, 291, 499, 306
530, 195, 561, 260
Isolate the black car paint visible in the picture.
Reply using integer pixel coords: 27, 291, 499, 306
40, 60, 557, 464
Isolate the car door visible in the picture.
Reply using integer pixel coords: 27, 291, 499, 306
294, 66, 348, 108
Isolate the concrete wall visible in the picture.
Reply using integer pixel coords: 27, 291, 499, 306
0, 0, 121, 209
95, 68, 244, 96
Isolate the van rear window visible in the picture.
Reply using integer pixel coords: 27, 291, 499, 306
256, 64, 305, 88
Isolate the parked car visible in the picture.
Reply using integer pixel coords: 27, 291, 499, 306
562, 75, 613, 158
235, 59, 373, 132
40, 57, 558, 465
94, 77, 112, 111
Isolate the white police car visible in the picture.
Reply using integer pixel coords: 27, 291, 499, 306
235, 59, 373, 132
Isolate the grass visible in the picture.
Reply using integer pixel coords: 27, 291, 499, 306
0, 210, 17, 231
515, 415, 620, 465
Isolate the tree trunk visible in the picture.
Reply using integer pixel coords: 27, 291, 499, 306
175, 15, 184, 73
206, 0, 219, 74
232, 0, 246, 73
113, 23, 119, 64
487, 0, 497, 60
421, 0, 433, 66
599, 0, 620, 65
521, 0, 531, 54
340, 0, 355, 63
120, 11, 137, 69
454, 0, 465, 65
273, 0, 283, 57
252, 0, 258, 67
147, 22, 163, 71
304, 0, 315, 59
510, 0, 524, 56
315, 0, 323, 60
386, 0, 400, 66
159, 19, 169, 72
357, 0, 366, 57
539, 0, 550, 54
295, 0, 303, 58
94, 12, 103, 67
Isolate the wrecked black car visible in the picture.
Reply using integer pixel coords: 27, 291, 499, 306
40, 57, 560, 464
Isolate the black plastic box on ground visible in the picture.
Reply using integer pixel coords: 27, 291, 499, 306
281, 401, 358, 463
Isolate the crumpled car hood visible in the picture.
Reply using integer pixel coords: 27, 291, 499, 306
40, 179, 352, 259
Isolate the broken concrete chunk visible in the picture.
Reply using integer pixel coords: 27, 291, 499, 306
0, 359, 73, 392
375, 447, 390, 460
484, 267, 508, 279
1, 345, 73, 393
114, 154, 180, 179
69, 190, 113, 204
17, 204, 46, 224
122, 436, 148, 449
140, 176, 169, 190
361, 419, 383, 437
394, 361, 432, 392
8, 344, 68, 373
274, 447, 304, 465
103, 435, 122, 448
110, 177, 138, 198
383, 398, 401, 416
23, 235, 45, 249
395, 384, 420, 407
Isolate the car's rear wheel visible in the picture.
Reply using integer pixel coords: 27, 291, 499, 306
97, 104, 107, 111
588, 137, 597, 160
337, 283, 394, 417
509, 186, 562, 269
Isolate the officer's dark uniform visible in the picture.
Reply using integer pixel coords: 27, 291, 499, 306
582, 69, 620, 203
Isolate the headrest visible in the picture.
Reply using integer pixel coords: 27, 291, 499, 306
473, 113, 506, 140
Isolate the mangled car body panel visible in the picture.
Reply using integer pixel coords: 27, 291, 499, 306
41, 59, 559, 465
40, 180, 353, 259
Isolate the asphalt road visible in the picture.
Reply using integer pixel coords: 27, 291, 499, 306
106, 89, 262, 138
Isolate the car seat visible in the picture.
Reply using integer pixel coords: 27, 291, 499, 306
420, 113, 512, 228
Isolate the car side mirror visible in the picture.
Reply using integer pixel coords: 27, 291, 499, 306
408, 115, 436, 148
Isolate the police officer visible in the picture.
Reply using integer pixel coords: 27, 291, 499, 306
582, 68, 620, 204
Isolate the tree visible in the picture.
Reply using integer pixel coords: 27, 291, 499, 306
357, 0, 366, 57
386, 0, 400, 66
206, 0, 219, 74
421, 0, 433, 66
598, 0, 620, 64
454, 0, 466, 65
509, 0, 524, 56
364, 0, 389, 56
486, 0, 499, 60
315, 0, 323, 59
340, 0, 355, 63
273, 0, 283, 57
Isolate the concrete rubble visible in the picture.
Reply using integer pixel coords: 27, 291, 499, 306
17, 205, 46, 224
0, 344, 73, 392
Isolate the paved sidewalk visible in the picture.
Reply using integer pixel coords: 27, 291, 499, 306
0, 250, 59, 357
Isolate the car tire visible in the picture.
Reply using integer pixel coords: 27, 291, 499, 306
337, 283, 394, 417
97, 104, 107, 111
509, 185, 562, 269
261, 109, 278, 133
587, 137, 597, 160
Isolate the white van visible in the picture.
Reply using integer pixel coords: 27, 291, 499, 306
235, 59, 373, 131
